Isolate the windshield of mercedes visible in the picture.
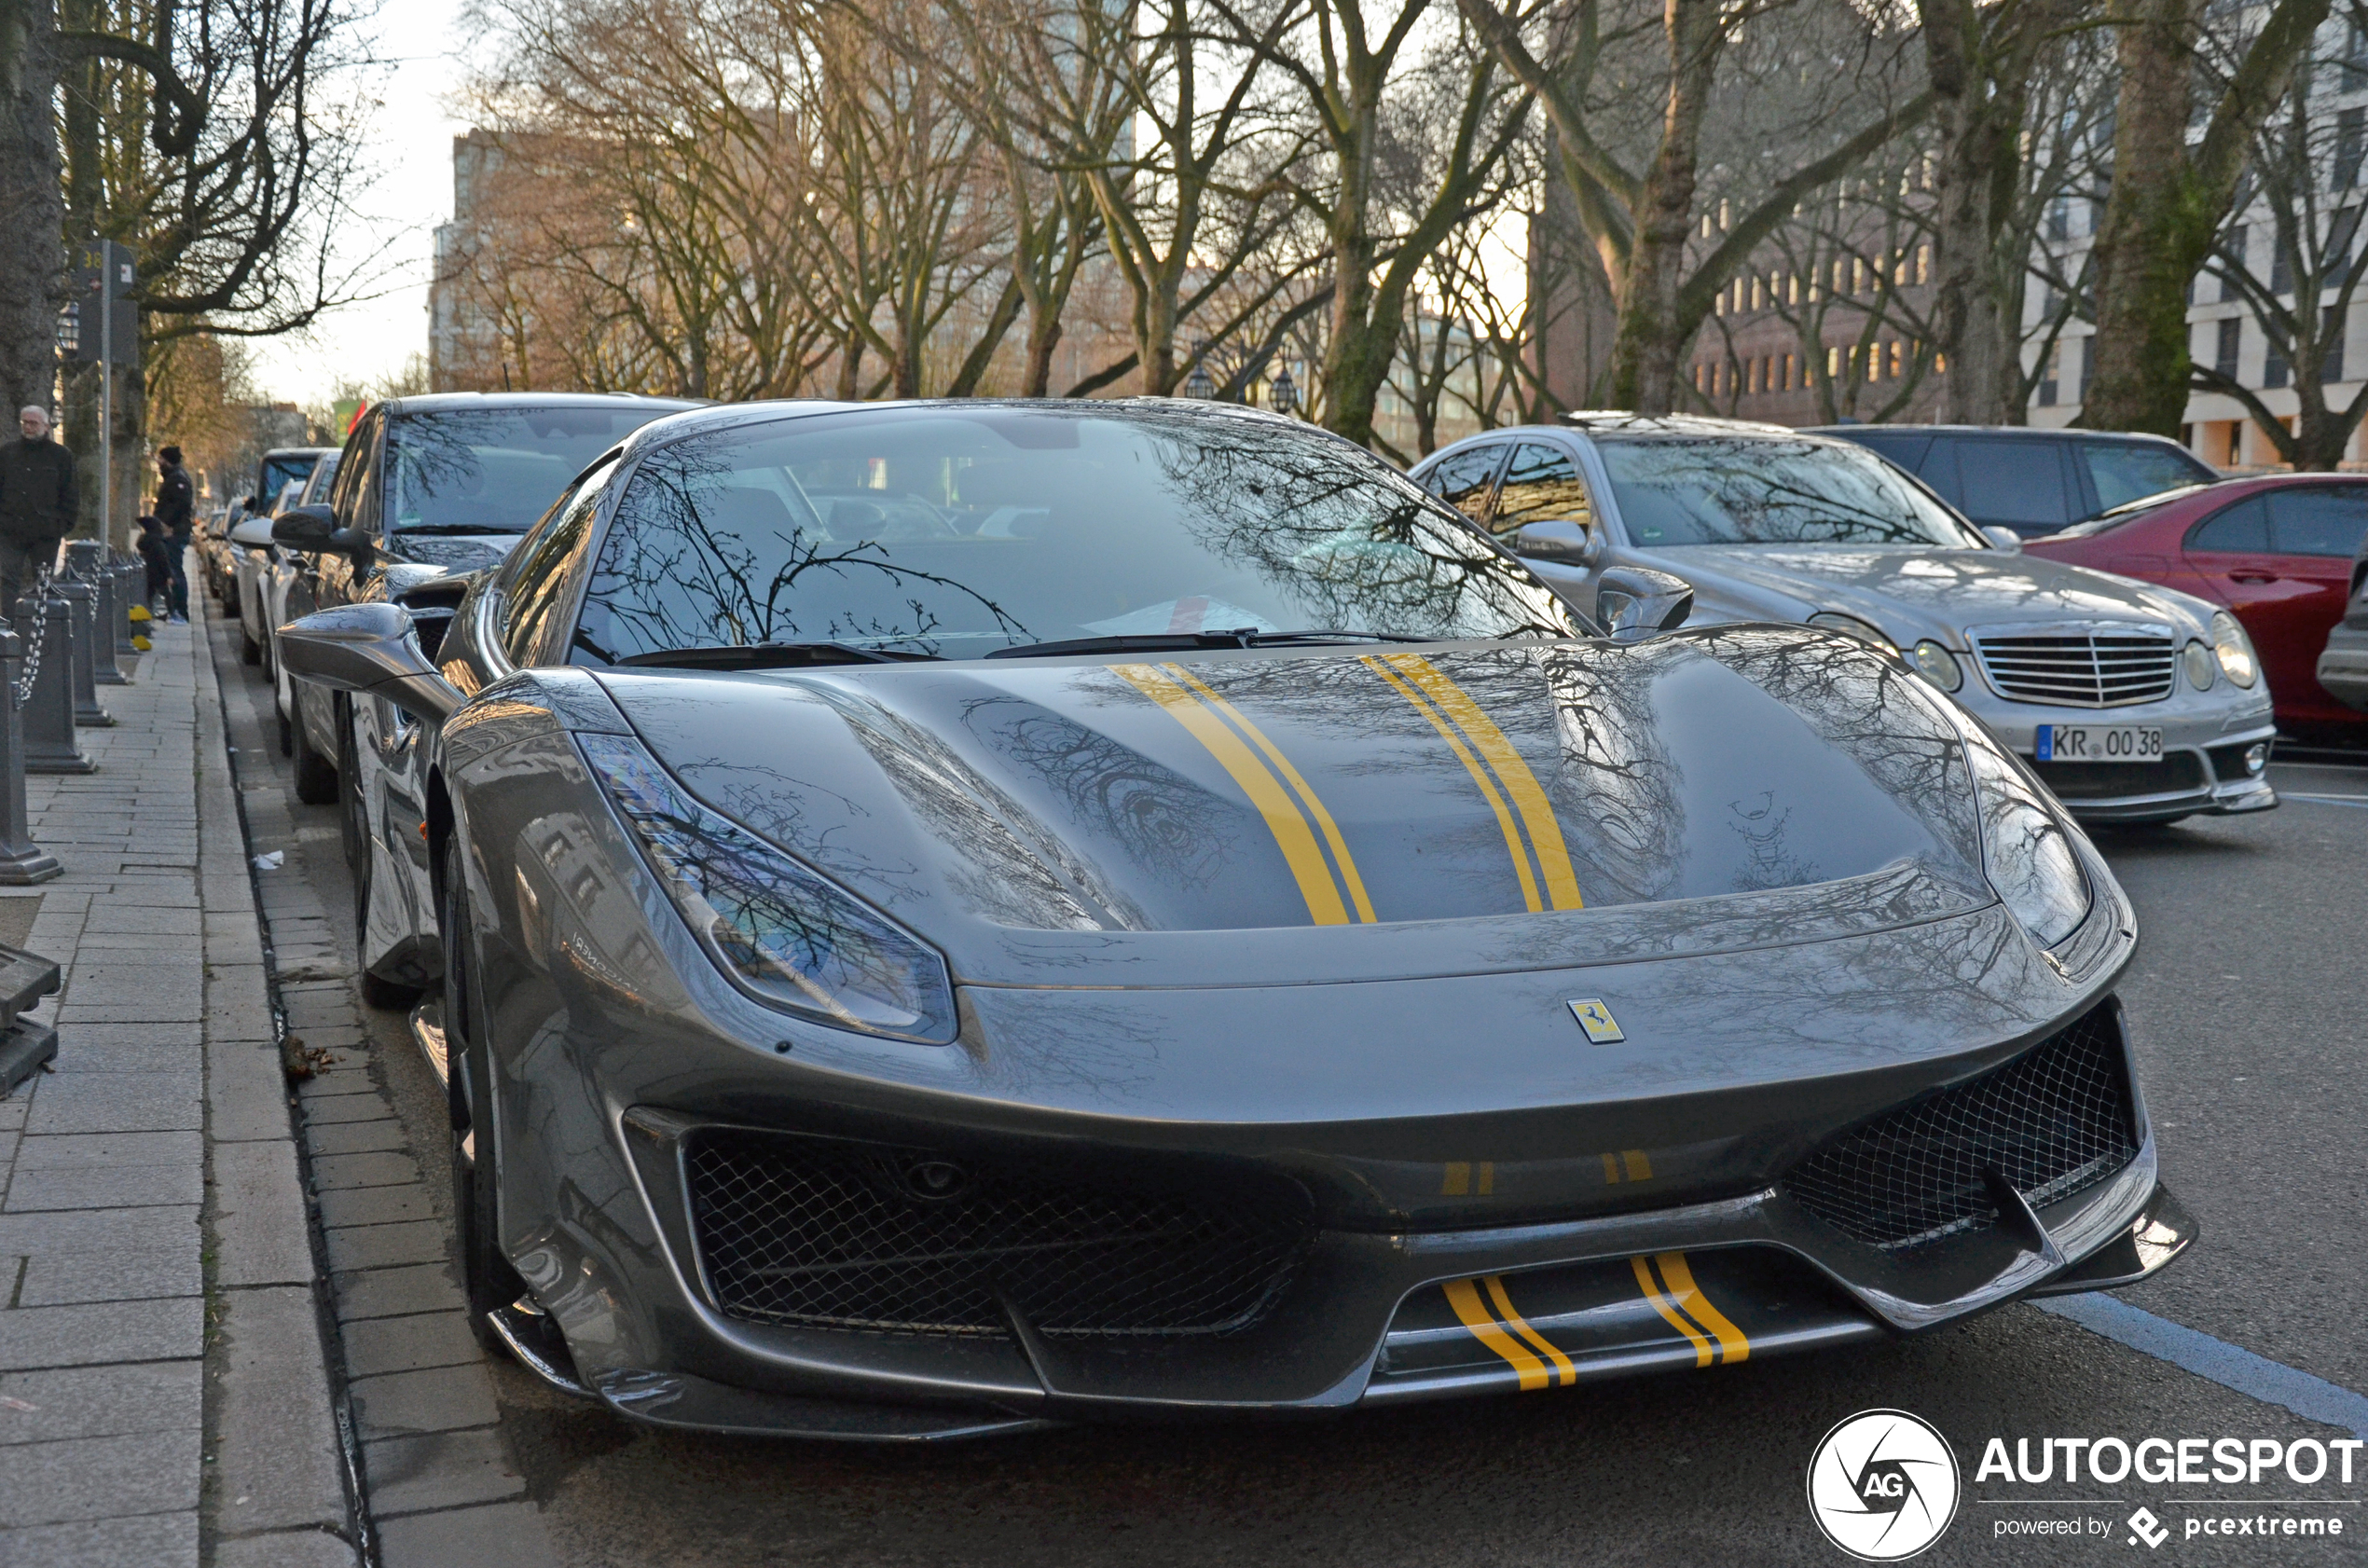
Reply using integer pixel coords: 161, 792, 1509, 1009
387, 406, 689, 536
1598, 436, 1987, 549
570, 406, 1581, 663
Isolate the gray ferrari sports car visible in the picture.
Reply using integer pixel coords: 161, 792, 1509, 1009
278, 398, 2191, 1440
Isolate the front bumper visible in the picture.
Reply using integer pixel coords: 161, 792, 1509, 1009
1955, 690, 2277, 822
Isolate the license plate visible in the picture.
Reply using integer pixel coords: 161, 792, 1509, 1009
2035, 724, 2163, 763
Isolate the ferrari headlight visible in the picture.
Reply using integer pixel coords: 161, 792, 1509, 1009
1956, 722, 2091, 948
2210, 611, 2258, 688
1807, 612, 1897, 654
2181, 639, 2217, 691
578, 733, 957, 1043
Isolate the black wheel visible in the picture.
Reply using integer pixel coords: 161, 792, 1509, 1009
443, 834, 525, 1357
240, 624, 260, 664
276, 703, 294, 758
291, 703, 337, 805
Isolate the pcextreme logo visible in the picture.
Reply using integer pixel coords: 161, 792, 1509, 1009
1808, 1409, 1963, 1561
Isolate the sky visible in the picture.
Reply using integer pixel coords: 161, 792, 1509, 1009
244, 0, 474, 410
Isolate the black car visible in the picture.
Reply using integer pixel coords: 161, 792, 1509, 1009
270, 393, 702, 805
1814, 425, 2220, 539
275, 397, 2190, 1439
2317, 525, 2368, 710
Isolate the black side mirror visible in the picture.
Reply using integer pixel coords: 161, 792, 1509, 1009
271, 504, 337, 551
275, 602, 465, 726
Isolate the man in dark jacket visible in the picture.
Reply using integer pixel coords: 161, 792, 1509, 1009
154, 445, 193, 624
0, 406, 76, 615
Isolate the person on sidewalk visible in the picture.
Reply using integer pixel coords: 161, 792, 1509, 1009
154, 444, 194, 624
136, 514, 172, 614
0, 406, 76, 616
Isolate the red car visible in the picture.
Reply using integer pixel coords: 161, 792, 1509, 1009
2026, 474, 2368, 737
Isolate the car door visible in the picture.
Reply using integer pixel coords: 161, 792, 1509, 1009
2179, 492, 2303, 699
296, 417, 383, 757
2260, 486, 2368, 719
1494, 440, 1610, 617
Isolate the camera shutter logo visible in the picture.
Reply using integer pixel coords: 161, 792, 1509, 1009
1806, 1409, 1961, 1561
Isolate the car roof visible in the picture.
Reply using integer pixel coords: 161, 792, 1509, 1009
1808, 424, 2188, 447
375, 392, 707, 419
607, 394, 1319, 465
262, 447, 335, 461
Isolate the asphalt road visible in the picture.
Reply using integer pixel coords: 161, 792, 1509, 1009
211, 623, 2368, 1567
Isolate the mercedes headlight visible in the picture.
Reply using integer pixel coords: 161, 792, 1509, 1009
1807, 612, 1897, 654
1953, 717, 2091, 947
1908, 639, 1963, 693
2210, 611, 2258, 688
579, 733, 957, 1042
2181, 639, 2216, 691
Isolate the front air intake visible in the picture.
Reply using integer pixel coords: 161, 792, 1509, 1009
1783, 1005, 2139, 1250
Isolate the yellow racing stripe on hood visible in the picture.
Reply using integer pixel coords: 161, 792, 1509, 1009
1112, 663, 1351, 925
1165, 665, 1375, 922
1384, 654, 1583, 910
1364, 656, 1542, 913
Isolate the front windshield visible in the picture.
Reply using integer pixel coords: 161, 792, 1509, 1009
386, 406, 688, 536
258, 454, 315, 502
571, 405, 1580, 663
1599, 436, 1986, 549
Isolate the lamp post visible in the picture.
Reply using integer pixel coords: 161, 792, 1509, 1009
1270, 364, 1298, 417
1184, 361, 1215, 400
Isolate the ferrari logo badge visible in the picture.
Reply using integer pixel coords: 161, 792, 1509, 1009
1567, 998, 1624, 1043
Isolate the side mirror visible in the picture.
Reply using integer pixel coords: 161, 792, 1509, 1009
1980, 526, 2024, 553
271, 504, 338, 551
1514, 518, 1603, 568
1596, 567, 1694, 641
275, 602, 466, 726
228, 516, 276, 548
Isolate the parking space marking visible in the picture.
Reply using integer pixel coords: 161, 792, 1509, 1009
2284, 793, 2368, 808
2033, 1295, 2368, 1439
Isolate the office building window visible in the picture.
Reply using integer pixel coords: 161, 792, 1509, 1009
2222, 227, 2245, 304
2340, 108, 2366, 190
2215, 317, 2241, 380
2322, 306, 2347, 385
2265, 330, 2290, 389
2037, 340, 2060, 406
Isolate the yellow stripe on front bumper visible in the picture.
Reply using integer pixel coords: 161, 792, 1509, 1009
1442, 1277, 1552, 1390
1481, 1274, 1576, 1386
1631, 1256, 1716, 1367
1112, 663, 1350, 925
1652, 1252, 1750, 1364
1384, 655, 1583, 910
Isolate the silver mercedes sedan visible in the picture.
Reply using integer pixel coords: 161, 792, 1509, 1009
1410, 415, 2277, 826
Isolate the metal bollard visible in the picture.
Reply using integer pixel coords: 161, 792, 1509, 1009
112, 559, 139, 656
79, 557, 127, 688
18, 593, 92, 775
0, 628, 62, 885
58, 582, 112, 730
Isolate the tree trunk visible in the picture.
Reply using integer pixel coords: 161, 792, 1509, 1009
1604, 0, 1725, 413
0, 0, 65, 418
1921, 0, 2027, 423
2086, 0, 2327, 433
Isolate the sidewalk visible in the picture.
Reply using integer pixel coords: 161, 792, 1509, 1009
0, 609, 359, 1567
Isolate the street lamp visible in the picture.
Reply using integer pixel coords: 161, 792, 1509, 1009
1269, 364, 1298, 416
1184, 361, 1215, 399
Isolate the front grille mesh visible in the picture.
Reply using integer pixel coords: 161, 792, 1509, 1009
1783, 1007, 2138, 1250
1974, 631, 2176, 707
685, 1130, 1315, 1338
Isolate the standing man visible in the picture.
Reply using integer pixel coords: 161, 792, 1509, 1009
0, 407, 76, 615
154, 445, 193, 625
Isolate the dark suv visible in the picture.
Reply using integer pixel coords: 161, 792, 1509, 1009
1813, 425, 2219, 539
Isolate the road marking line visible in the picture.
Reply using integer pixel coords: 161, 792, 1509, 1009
2285, 793, 2368, 808
2032, 1295, 2368, 1439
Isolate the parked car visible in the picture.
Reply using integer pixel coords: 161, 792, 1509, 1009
1815, 424, 2220, 539
2317, 527, 2368, 711
271, 392, 701, 828
197, 505, 240, 608
266, 452, 342, 756
277, 395, 2189, 1437
2024, 474, 2368, 740
228, 448, 334, 664
1410, 415, 2277, 825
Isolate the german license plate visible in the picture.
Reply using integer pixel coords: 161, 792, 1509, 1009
2035, 724, 2162, 763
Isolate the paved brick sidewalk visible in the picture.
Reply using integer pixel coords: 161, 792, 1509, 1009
0, 606, 358, 1567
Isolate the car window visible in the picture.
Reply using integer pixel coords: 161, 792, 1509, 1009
1593, 436, 1986, 548
329, 415, 377, 526
259, 453, 316, 505
1953, 440, 2072, 530
2188, 496, 2270, 553
1491, 443, 1593, 537
300, 453, 341, 507
502, 464, 613, 665
1911, 440, 1962, 505
1843, 433, 1933, 473
385, 405, 690, 538
1424, 444, 1509, 525
2265, 488, 2368, 558
571, 407, 1580, 662
2079, 441, 2212, 514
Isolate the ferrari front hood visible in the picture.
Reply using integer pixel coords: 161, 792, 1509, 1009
589, 628, 1996, 986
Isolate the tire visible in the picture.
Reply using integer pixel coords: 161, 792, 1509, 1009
291, 702, 337, 805
240, 624, 260, 664
443, 835, 525, 1357
276, 704, 294, 758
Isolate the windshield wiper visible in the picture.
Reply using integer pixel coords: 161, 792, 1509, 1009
984, 628, 1434, 659
613, 641, 942, 671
